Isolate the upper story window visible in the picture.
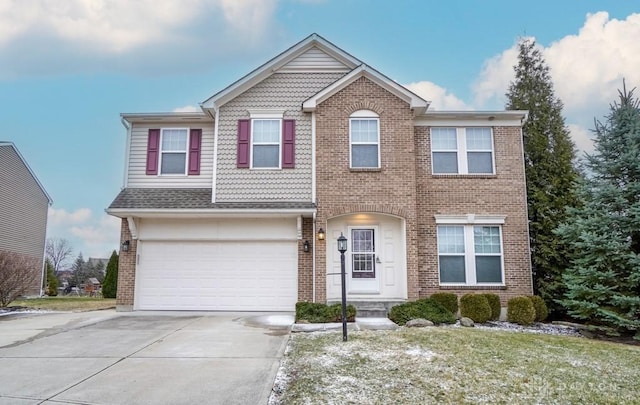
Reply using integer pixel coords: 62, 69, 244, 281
160, 128, 188, 175
145, 128, 201, 176
350, 110, 380, 169
431, 127, 494, 174
252, 119, 281, 169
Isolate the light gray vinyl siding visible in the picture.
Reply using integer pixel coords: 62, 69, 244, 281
0, 145, 49, 272
127, 122, 214, 188
215, 72, 345, 202
278, 46, 351, 72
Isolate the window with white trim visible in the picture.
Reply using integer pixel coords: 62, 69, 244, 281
252, 119, 281, 168
437, 224, 504, 285
431, 127, 494, 174
350, 110, 380, 168
160, 128, 188, 175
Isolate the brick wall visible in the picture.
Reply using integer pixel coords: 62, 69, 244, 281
298, 217, 314, 301
116, 218, 136, 310
314, 76, 420, 303
415, 126, 533, 305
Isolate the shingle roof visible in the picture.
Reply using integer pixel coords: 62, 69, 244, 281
108, 188, 316, 210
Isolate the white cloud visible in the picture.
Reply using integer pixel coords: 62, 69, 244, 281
0, 0, 281, 77
472, 12, 640, 152
48, 207, 92, 226
567, 124, 594, 155
173, 105, 200, 113
404, 81, 471, 110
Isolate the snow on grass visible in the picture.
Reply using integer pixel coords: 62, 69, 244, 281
271, 327, 640, 404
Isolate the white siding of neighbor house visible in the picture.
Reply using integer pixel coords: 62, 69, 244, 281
126, 122, 214, 188
278, 46, 352, 72
0, 145, 49, 270
215, 72, 345, 202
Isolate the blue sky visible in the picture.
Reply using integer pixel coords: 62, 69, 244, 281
1, 1, 638, 262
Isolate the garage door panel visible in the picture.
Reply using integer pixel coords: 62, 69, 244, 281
136, 240, 297, 311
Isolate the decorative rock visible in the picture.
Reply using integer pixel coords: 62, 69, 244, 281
460, 317, 475, 327
406, 318, 434, 328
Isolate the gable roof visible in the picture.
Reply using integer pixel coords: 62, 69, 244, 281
0, 141, 52, 204
201, 33, 361, 111
302, 64, 430, 115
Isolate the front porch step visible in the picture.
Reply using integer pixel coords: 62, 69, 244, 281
328, 301, 405, 318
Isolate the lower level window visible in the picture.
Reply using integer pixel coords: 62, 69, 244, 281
437, 225, 503, 285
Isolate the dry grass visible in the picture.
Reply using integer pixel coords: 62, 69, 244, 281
272, 327, 640, 404
10, 297, 116, 311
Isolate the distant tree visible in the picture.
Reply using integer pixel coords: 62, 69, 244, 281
45, 258, 58, 296
0, 250, 40, 307
505, 38, 580, 317
557, 83, 640, 337
102, 250, 119, 299
46, 238, 73, 274
70, 253, 87, 287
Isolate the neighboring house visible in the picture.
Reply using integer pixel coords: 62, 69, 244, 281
0, 141, 52, 296
107, 34, 531, 312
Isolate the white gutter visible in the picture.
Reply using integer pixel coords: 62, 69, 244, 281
211, 106, 220, 202
106, 208, 317, 218
120, 117, 132, 188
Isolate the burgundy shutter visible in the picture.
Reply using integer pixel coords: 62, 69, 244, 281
188, 129, 202, 175
282, 119, 295, 168
237, 119, 250, 168
146, 129, 160, 175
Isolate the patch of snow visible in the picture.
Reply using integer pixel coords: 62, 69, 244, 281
405, 347, 436, 360
251, 314, 294, 326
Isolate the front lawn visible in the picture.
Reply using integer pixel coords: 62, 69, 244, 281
272, 327, 640, 404
8, 297, 116, 311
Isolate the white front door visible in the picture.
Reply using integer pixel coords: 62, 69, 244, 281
348, 226, 380, 293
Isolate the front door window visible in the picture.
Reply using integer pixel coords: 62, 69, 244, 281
351, 229, 375, 279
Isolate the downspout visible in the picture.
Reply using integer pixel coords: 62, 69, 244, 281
120, 117, 132, 189
520, 114, 534, 295
40, 200, 52, 296
312, 212, 316, 303
211, 106, 220, 202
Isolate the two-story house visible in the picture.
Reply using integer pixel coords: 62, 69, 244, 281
0, 141, 52, 297
107, 34, 531, 312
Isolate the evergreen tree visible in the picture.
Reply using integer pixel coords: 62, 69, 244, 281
102, 250, 118, 299
45, 258, 58, 296
557, 83, 640, 337
70, 253, 87, 287
505, 38, 580, 316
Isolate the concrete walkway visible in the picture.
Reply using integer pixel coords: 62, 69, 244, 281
0, 311, 292, 405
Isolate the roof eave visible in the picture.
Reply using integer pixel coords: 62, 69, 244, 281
106, 207, 317, 219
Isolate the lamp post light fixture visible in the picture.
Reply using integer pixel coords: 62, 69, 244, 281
337, 232, 348, 342
121, 240, 130, 253
317, 228, 325, 240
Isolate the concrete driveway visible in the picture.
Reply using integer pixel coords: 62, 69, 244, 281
0, 310, 293, 405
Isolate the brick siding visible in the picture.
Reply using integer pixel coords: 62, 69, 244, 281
116, 218, 136, 309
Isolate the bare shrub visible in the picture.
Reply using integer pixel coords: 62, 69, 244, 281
0, 250, 40, 307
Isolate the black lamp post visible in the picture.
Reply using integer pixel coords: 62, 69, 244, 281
337, 232, 348, 341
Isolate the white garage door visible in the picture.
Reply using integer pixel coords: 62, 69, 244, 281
136, 240, 298, 311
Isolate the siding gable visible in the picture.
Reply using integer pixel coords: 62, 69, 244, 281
278, 46, 352, 73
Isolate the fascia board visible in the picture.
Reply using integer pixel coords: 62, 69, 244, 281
415, 110, 528, 126
106, 208, 317, 218
120, 112, 212, 124
303, 65, 429, 113
202, 34, 361, 110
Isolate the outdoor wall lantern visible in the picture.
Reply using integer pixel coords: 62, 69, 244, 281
303, 240, 310, 253
337, 232, 348, 342
122, 240, 130, 252
317, 228, 326, 240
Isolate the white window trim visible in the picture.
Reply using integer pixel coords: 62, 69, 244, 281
158, 127, 189, 176
250, 118, 282, 170
431, 127, 495, 175
349, 110, 380, 169
436, 222, 505, 287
